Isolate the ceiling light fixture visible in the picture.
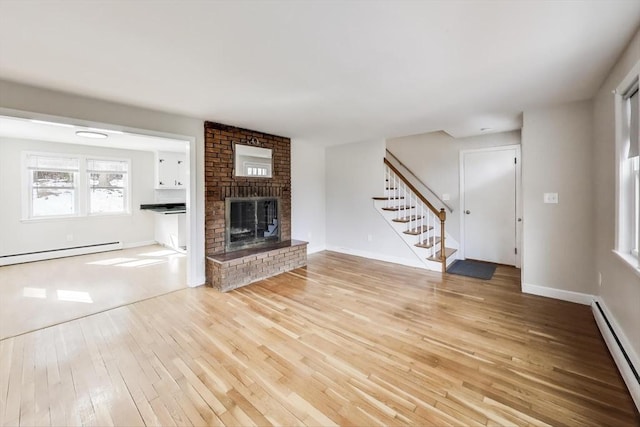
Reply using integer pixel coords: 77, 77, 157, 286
88, 127, 124, 135
76, 130, 108, 139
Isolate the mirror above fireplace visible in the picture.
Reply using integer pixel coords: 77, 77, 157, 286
234, 144, 272, 178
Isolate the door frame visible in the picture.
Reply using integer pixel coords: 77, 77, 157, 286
459, 144, 522, 268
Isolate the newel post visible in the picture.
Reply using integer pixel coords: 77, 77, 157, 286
439, 208, 446, 262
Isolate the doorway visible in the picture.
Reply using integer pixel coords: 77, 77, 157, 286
460, 145, 521, 266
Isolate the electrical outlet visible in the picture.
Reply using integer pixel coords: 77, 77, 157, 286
442, 193, 450, 201
598, 272, 602, 287
66, 234, 73, 242
543, 193, 559, 204
367, 234, 373, 242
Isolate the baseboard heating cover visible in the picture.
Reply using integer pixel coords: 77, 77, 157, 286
592, 299, 640, 410
0, 241, 122, 266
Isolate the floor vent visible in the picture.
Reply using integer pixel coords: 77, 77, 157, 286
0, 241, 122, 266
593, 300, 640, 410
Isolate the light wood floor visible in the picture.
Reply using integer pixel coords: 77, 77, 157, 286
0, 245, 186, 339
1, 251, 637, 426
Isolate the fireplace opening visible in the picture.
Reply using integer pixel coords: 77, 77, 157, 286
225, 197, 280, 251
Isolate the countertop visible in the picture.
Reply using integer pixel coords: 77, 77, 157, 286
140, 203, 186, 214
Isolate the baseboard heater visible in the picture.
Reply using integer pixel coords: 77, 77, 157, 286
592, 300, 640, 410
0, 241, 122, 266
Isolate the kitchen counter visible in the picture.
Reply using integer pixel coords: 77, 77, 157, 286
140, 203, 186, 214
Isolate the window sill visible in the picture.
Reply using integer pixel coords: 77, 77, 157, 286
612, 250, 640, 278
21, 212, 132, 223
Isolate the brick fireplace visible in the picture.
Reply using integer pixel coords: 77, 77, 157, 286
204, 121, 307, 291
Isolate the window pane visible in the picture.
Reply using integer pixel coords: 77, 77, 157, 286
90, 172, 125, 188
32, 188, 75, 216
33, 170, 75, 188
90, 188, 124, 213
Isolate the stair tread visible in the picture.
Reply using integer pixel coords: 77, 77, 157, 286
403, 225, 433, 235
382, 205, 415, 211
372, 196, 405, 200
427, 247, 457, 261
415, 236, 441, 249
392, 215, 424, 223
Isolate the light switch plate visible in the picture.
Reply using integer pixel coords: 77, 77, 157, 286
442, 193, 450, 201
543, 193, 559, 204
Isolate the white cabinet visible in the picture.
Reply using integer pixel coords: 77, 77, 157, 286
156, 151, 187, 189
154, 213, 186, 250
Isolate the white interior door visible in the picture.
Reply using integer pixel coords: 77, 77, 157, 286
462, 147, 518, 265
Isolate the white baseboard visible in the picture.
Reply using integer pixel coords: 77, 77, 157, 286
122, 240, 157, 249
521, 282, 594, 305
325, 245, 429, 269
592, 297, 640, 411
307, 245, 326, 255
0, 241, 123, 266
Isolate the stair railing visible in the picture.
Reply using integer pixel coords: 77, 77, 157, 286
384, 158, 447, 267
386, 149, 453, 213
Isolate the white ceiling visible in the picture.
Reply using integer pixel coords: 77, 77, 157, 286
0, 1, 639, 145
0, 116, 188, 152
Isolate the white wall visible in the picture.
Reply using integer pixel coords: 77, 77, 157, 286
593, 28, 640, 358
291, 140, 326, 253
0, 138, 156, 255
325, 138, 419, 266
386, 130, 521, 243
0, 80, 205, 285
521, 100, 595, 296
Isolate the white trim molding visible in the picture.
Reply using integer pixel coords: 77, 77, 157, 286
521, 282, 594, 305
325, 245, 428, 270
592, 297, 640, 411
0, 241, 123, 266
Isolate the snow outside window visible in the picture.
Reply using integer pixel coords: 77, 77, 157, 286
26, 155, 79, 218
87, 159, 129, 214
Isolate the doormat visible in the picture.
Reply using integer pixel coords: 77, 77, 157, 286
447, 259, 497, 280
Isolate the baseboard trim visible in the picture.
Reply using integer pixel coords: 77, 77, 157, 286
521, 282, 594, 305
307, 245, 326, 255
592, 298, 640, 411
325, 245, 429, 269
0, 241, 123, 266
122, 240, 157, 249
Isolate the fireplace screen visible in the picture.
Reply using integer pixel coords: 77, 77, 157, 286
226, 197, 280, 251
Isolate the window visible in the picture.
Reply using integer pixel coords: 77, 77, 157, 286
26, 154, 79, 218
23, 153, 130, 219
87, 159, 129, 214
615, 63, 640, 269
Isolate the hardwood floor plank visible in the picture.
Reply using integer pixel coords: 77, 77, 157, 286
0, 251, 638, 426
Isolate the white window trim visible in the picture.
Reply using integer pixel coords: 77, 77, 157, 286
614, 60, 640, 273
86, 156, 131, 216
21, 151, 132, 221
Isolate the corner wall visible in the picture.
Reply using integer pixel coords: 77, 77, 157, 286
291, 140, 326, 253
521, 100, 595, 297
592, 28, 640, 359
325, 139, 419, 266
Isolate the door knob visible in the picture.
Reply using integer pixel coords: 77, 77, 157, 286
465, 210, 471, 214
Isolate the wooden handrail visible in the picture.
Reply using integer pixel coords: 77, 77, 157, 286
384, 157, 447, 266
384, 158, 443, 218
386, 149, 453, 213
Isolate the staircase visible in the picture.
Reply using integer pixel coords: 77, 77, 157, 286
372, 158, 458, 272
